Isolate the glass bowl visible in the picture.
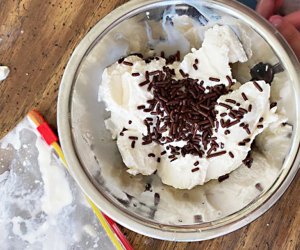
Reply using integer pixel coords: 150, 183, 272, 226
57, 0, 300, 241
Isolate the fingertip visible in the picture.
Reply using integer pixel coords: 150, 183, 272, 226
269, 15, 283, 27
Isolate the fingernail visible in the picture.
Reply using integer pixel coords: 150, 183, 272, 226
269, 15, 283, 27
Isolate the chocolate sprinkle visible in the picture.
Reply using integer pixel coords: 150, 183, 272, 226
118, 57, 125, 64
270, 102, 277, 109
131, 141, 136, 148
241, 92, 248, 101
137, 105, 145, 110
226, 119, 240, 128
139, 79, 149, 87
154, 193, 160, 206
218, 174, 229, 182
229, 151, 234, 158
243, 124, 251, 135
224, 130, 231, 135
207, 150, 226, 158
119, 127, 128, 136
238, 108, 248, 114
255, 183, 263, 192
194, 215, 203, 223
179, 69, 187, 78
128, 136, 138, 140
226, 75, 233, 87
209, 77, 220, 82
225, 99, 236, 104
219, 103, 232, 109
194, 161, 199, 166
248, 104, 252, 112
148, 153, 155, 157
191, 167, 200, 172
132, 72, 140, 77
123, 61, 133, 66
243, 153, 253, 168
259, 117, 264, 123
253, 81, 263, 92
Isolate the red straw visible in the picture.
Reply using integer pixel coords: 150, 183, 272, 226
103, 213, 134, 250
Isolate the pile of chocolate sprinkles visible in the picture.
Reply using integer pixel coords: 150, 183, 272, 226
117, 52, 264, 173
134, 64, 231, 162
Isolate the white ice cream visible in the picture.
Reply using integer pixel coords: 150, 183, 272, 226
180, 25, 247, 88
100, 25, 281, 189
205, 80, 277, 181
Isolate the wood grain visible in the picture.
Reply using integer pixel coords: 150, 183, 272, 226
0, 1, 299, 249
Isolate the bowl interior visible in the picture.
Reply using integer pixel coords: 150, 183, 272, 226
67, 0, 298, 229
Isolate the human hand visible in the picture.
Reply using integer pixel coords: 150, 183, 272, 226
256, 0, 300, 60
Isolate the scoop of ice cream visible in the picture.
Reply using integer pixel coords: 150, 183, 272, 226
205, 80, 278, 181
180, 25, 248, 88
100, 25, 280, 189
99, 55, 166, 137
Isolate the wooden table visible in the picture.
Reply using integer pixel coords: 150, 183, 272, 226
0, 1, 299, 249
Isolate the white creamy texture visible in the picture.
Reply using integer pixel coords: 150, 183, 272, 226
206, 80, 277, 181
100, 56, 166, 175
156, 81, 276, 188
100, 56, 166, 137
100, 24, 280, 189
153, 149, 279, 223
0, 65, 9, 81
117, 130, 160, 175
181, 25, 247, 88
158, 155, 209, 189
